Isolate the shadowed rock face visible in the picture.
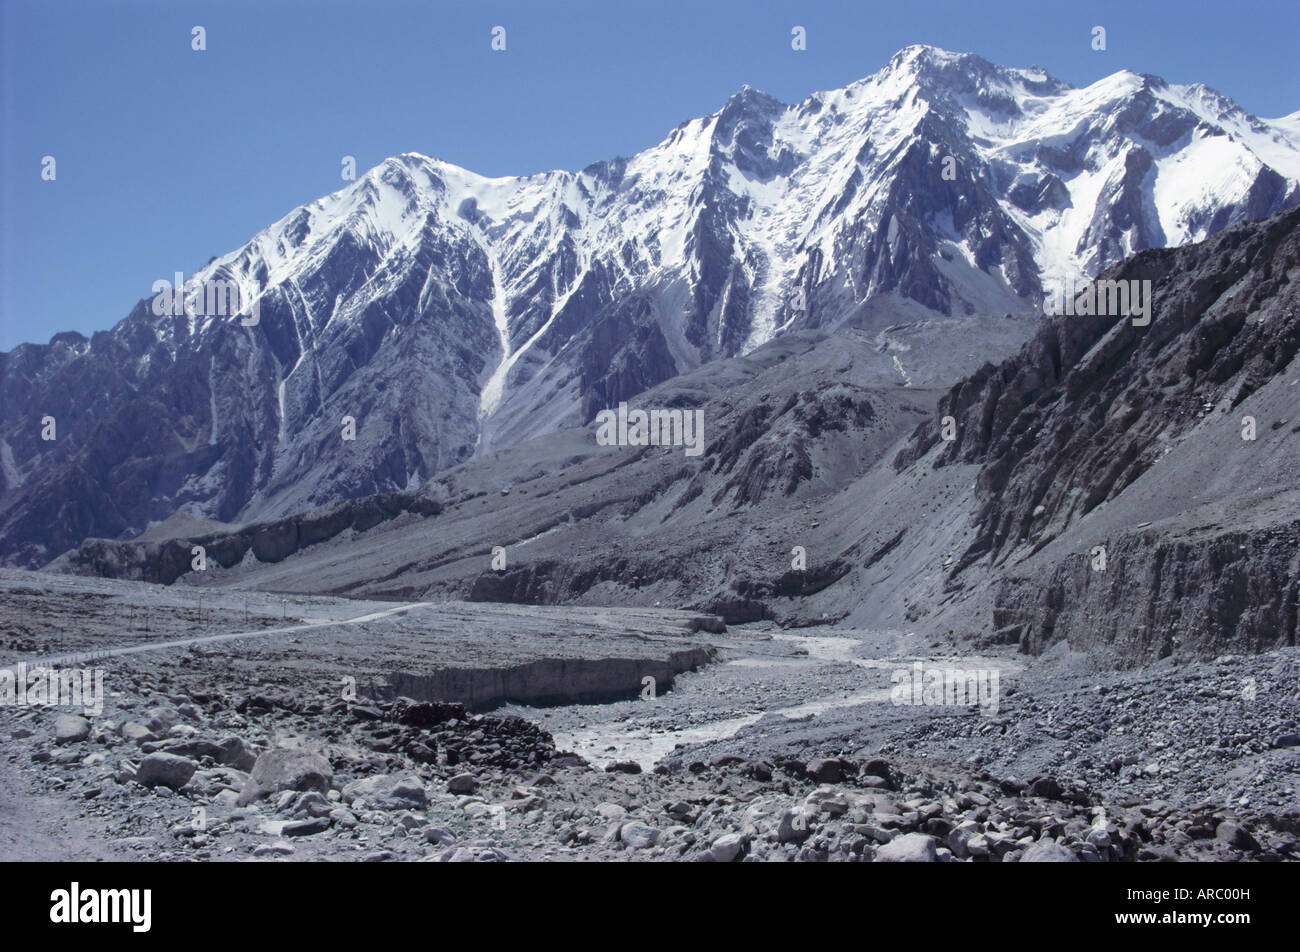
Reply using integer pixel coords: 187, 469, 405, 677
898, 207, 1300, 571
893, 206, 1300, 661
993, 522, 1300, 665
51, 492, 440, 585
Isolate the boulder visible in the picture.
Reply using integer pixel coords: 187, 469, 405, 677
237, 748, 333, 806
704, 833, 746, 862
876, 833, 939, 862
136, 753, 197, 790
1215, 822, 1260, 852
1020, 840, 1079, 862
806, 757, 853, 783
777, 806, 815, 843
447, 773, 478, 795
619, 822, 661, 850
342, 773, 429, 810
282, 817, 331, 837
54, 714, 90, 744
118, 721, 155, 745
143, 706, 180, 734
216, 736, 257, 772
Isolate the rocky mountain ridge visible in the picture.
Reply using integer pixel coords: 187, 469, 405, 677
4, 45, 1299, 567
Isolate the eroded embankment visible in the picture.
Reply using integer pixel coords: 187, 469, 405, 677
385, 647, 717, 710
51, 492, 439, 583
993, 523, 1300, 665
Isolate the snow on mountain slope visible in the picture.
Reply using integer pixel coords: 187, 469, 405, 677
177, 46, 1300, 438
1, 45, 1297, 568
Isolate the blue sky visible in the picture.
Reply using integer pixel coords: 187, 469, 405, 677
2, 0, 1297, 352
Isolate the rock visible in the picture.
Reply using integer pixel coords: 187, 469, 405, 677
1085, 828, 1112, 851
605, 760, 642, 775
342, 774, 429, 810
549, 753, 587, 769
252, 841, 295, 857
1215, 822, 1260, 852
1020, 841, 1079, 862
143, 706, 180, 733
348, 704, 384, 721
282, 817, 331, 837
393, 812, 424, 834
329, 809, 358, 829
1273, 733, 1300, 748
1027, 777, 1064, 800
394, 699, 466, 727
176, 703, 202, 722
862, 759, 892, 781
54, 714, 90, 744
665, 800, 695, 821
507, 795, 545, 813
407, 742, 437, 764
135, 753, 197, 790
147, 738, 223, 760
619, 822, 661, 850
424, 826, 456, 846
118, 722, 155, 745
437, 843, 511, 862
237, 748, 333, 806
595, 802, 628, 821
216, 736, 257, 772
447, 773, 478, 795
807, 790, 850, 816
876, 833, 939, 862
704, 833, 746, 862
778, 807, 815, 843
806, 757, 852, 783
292, 792, 333, 818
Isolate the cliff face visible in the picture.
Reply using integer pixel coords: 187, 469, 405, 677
893, 206, 1300, 662
898, 207, 1300, 570
387, 648, 718, 711
49, 492, 439, 585
993, 523, 1300, 665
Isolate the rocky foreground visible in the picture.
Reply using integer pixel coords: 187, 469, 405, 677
4, 656, 1298, 862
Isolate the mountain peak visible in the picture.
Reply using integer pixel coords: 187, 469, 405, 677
885, 44, 985, 75
722, 83, 784, 113
3, 48, 1297, 569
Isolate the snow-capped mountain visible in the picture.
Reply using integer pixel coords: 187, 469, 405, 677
2, 45, 1297, 567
